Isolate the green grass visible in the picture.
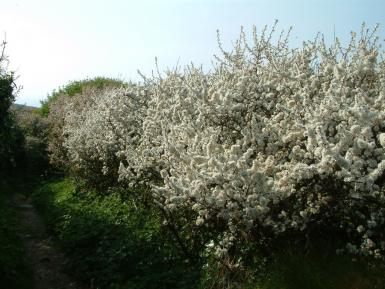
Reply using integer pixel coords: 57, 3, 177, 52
33, 178, 200, 289
33, 178, 385, 289
199, 245, 385, 289
0, 177, 33, 289
244, 247, 385, 289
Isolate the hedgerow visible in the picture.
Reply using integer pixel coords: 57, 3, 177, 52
46, 23, 385, 285
45, 78, 127, 170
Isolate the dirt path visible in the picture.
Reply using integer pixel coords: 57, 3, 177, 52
13, 193, 80, 289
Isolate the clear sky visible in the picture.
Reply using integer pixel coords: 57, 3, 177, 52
1, 0, 385, 107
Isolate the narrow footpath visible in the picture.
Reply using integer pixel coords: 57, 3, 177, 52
12, 193, 80, 289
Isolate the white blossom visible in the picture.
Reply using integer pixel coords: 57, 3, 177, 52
56, 24, 385, 258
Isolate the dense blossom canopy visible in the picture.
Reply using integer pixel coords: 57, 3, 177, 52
52, 24, 385, 259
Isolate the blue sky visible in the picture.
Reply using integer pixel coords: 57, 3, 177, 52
1, 0, 385, 106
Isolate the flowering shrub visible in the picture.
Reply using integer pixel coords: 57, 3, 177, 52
61, 84, 149, 188
39, 77, 126, 116
46, 78, 127, 170
141, 24, 385, 260
54, 24, 385, 265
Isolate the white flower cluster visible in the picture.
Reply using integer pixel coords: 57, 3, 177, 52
58, 24, 385, 258
62, 85, 149, 185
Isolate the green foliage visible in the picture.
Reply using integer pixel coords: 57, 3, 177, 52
248, 247, 385, 289
12, 104, 50, 171
33, 179, 200, 289
38, 77, 127, 116
0, 42, 24, 173
197, 243, 385, 289
0, 179, 33, 289
0, 74, 14, 121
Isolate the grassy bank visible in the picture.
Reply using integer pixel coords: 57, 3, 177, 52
0, 177, 33, 289
33, 178, 200, 289
31, 178, 385, 289
252, 249, 385, 289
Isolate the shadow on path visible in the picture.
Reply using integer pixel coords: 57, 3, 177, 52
13, 193, 80, 289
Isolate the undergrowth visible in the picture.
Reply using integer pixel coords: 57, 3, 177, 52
0, 177, 33, 289
33, 178, 385, 289
33, 178, 200, 289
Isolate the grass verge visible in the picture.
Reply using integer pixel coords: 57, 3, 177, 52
31, 178, 385, 289
33, 178, 200, 289
251, 248, 385, 289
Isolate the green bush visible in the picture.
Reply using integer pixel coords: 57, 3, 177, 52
39, 77, 127, 172
33, 179, 200, 289
12, 105, 50, 172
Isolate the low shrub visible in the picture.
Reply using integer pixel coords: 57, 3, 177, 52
12, 104, 50, 171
